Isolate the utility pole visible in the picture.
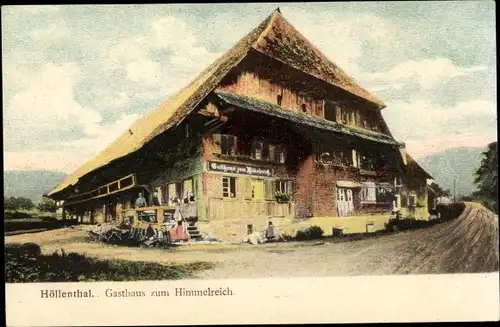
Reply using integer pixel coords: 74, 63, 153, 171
453, 178, 456, 203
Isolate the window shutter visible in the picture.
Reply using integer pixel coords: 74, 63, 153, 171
265, 180, 275, 200
236, 177, 245, 200
287, 181, 294, 197
214, 176, 224, 199
244, 177, 253, 200
233, 136, 238, 155
213, 134, 221, 154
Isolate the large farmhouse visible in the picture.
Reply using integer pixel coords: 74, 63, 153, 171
48, 9, 433, 234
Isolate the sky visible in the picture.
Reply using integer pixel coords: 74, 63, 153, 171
2, 2, 497, 174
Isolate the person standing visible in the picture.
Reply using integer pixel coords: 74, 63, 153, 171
115, 197, 123, 224
135, 192, 147, 208
152, 191, 160, 206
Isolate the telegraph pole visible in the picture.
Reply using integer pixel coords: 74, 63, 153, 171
453, 178, 456, 203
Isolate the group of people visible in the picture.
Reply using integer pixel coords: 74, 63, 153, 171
134, 190, 195, 208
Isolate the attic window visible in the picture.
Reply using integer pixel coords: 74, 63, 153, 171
301, 103, 307, 113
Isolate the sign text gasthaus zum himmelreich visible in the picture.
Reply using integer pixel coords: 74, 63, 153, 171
208, 161, 274, 177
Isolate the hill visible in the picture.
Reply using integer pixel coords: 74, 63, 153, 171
3, 170, 68, 204
418, 147, 485, 196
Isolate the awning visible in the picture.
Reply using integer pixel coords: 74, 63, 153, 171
336, 181, 362, 188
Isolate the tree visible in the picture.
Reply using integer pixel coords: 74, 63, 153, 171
4, 196, 35, 211
37, 197, 58, 213
474, 142, 498, 200
429, 182, 451, 198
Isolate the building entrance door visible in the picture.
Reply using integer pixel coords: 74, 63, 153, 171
336, 187, 354, 217
393, 194, 401, 210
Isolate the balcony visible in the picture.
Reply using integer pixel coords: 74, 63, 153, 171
134, 202, 197, 225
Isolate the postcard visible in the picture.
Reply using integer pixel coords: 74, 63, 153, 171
3, 2, 498, 326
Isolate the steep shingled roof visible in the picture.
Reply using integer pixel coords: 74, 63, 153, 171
48, 9, 385, 197
404, 152, 434, 180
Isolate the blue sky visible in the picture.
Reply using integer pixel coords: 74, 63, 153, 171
2, 2, 496, 173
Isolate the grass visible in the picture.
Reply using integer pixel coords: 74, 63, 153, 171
4, 210, 76, 233
5, 243, 215, 283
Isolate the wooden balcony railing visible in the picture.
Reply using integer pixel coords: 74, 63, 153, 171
65, 174, 136, 205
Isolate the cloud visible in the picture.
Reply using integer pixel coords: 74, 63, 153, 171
286, 11, 397, 76
104, 15, 220, 79
125, 58, 160, 84
60, 113, 140, 154
28, 23, 71, 41
5, 62, 101, 135
363, 58, 486, 92
5, 5, 61, 15
2, 4, 496, 174
3, 61, 140, 170
4, 150, 89, 174
405, 133, 496, 159
384, 98, 497, 158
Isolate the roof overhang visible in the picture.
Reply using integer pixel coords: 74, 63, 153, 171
215, 90, 402, 147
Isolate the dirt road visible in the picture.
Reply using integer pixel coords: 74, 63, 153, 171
5, 203, 498, 279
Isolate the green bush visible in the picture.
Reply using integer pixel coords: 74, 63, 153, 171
5, 243, 214, 283
295, 225, 324, 240
436, 203, 466, 221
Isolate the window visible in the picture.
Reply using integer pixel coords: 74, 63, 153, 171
222, 176, 236, 198
401, 193, 408, 207
183, 179, 193, 203
340, 109, 349, 124
269, 145, 276, 162
315, 100, 323, 117
252, 180, 265, 200
319, 151, 333, 164
360, 153, 377, 171
361, 182, 377, 203
251, 140, 263, 160
318, 144, 353, 166
376, 186, 394, 203
301, 103, 307, 113
276, 180, 293, 195
276, 147, 286, 163
324, 101, 337, 122
175, 182, 182, 198
352, 149, 359, 168
262, 141, 270, 161
409, 194, 417, 207
342, 149, 353, 166
332, 148, 343, 166
185, 124, 190, 138
337, 188, 345, 201
277, 94, 282, 106
221, 134, 236, 155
